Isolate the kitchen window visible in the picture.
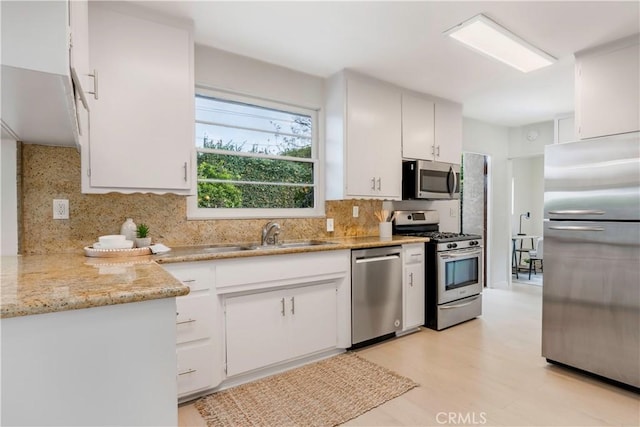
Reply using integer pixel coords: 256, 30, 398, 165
188, 89, 323, 219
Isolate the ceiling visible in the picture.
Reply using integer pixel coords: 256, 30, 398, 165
132, 1, 639, 127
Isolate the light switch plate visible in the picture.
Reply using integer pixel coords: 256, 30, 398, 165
53, 199, 69, 219
352, 206, 359, 218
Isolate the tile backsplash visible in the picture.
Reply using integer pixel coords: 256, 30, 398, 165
19, 144, 384, 255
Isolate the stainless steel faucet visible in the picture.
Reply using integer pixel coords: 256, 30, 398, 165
261, 221, 281, 246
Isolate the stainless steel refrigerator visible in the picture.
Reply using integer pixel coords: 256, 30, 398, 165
542, 133, 640, 388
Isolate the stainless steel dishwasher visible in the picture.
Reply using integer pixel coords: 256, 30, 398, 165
351, 246, 403, 345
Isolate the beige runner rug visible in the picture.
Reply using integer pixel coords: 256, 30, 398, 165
194, 352, 418, 427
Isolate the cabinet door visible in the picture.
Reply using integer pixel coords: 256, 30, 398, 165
434, 102, 462, 164
576, 42, 640, 139
87, 4, 193, 192
402, 93, 435, 160
346, 78, 401, 197
289, 283, 337, 359
404, 262, 425, 330
225, 290, 289, 376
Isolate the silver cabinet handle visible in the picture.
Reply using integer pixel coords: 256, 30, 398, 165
548, 210, 605, 215
409, 272, 414, 287
431, 145, 435, 156
87, 69, 98, 100
182, 279, 196, 283
290, 297, 295, 315
377, 177, 381, 191
436, 145, 440, 157
178, 369, 196, 376
371, 177, 376, 191
281, 298, 285, 316
549, 225, 604, 231
176, 319, 196, 325
183, 162, 188, 182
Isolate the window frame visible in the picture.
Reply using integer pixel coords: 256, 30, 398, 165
187, 87, 325, 219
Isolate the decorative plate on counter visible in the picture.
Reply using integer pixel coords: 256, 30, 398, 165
84, 246, 152, 258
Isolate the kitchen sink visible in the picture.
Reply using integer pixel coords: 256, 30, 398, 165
250, 240, 336, 250
201, 245, 254, 253
199, 240, 335, 253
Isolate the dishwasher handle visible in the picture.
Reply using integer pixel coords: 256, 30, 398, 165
355, 254, 401, 264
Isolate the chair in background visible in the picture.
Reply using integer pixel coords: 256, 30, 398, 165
528, 237, 544, 280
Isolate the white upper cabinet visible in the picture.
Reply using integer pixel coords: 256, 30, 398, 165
433, 101, 463, 164
82, 2, 194, 194
326, 71, 402, 200
575, 35, 640, 139
402, 93, 435, 160
554, 115, 575, 144
1, 0, 83, 147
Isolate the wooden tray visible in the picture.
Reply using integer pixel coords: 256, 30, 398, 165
84, 246, 152, 258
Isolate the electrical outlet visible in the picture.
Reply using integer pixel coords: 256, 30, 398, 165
450, 207, 457, 218
326, 218, 334, 232
352, 206, 359, 218
53, 199, 69, 219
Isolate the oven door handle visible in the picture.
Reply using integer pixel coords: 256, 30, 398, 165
441, 249, 482, 258
440, 295, 480, 309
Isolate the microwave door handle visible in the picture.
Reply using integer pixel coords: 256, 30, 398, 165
448, 166, 457, 197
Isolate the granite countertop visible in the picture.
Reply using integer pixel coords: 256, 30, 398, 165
0, 236, 428, 319
154, 235, 429, 264
0, 254, 189, 319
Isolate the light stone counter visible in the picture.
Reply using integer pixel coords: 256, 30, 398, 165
1, 236, 427, 319
0, 254, 189, 319
154, 235, 429, 264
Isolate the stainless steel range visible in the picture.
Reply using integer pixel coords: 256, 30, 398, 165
393, 210, 483, 330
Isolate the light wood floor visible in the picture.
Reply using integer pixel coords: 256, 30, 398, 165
178, 284, 640, 426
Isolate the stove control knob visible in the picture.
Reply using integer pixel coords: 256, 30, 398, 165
447, 243, 457, 249
469, 241, 476, 246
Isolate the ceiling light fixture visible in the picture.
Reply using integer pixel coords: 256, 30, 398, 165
444, 14, 556, 73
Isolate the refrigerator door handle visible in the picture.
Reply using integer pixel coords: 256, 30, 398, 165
549, 225, 605, 232
548, 210, 606, 215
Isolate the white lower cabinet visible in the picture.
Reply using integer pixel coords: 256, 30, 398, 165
219, 250, 350, 379
162, 261, 222, 400
164, 250, 350, 398
225, 283, 338, 377
402, 244, 425, 331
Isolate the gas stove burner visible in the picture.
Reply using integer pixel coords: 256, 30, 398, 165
404, 231, 482, 242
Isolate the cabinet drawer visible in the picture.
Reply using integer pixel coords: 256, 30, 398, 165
176, 293, 214, 344
403, 244, 424, 265
163, 263, 213, 292
177, 342, 215, 397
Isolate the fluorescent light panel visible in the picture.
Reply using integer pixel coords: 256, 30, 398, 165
445, 14, 556, 73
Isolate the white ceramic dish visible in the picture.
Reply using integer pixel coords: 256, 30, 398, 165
93, 240, 134, 250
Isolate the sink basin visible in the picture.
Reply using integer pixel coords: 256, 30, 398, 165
201, 245, 253, 253
251, 240, 335, 250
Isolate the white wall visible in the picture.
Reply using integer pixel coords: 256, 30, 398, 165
508, 120, 554, 158
1, 139, 18, 255
512, 156, 544, 237
462, 118, 511, 289
508, 120, 553, 243
195, 45, 324, 110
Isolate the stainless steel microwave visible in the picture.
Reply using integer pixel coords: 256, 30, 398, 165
402, 160, 460, 200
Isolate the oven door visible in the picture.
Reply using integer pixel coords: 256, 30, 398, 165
437, 247, 483, 304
